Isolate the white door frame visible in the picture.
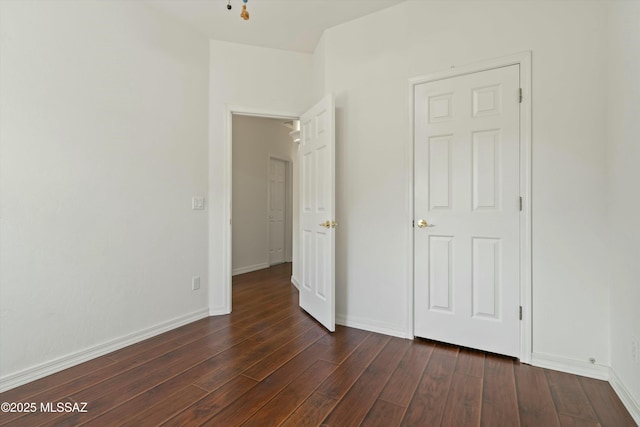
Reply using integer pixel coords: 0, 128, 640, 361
222, 105, 299, 313
267, 155, 292, 265
408, 51, 532, 363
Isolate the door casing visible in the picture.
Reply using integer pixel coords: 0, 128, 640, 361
220, 106, 300, 313
408, 52, 532, 363
267, 155, 292, 265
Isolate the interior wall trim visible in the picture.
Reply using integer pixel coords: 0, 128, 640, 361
335, 314, 411, 340
610, 367, 640, 425
0, 308, 209, 393
216, 106, 300, 316
232, 263, 270, 277
531, 352, 610, 380
523, 353, 639, 423
291, 275, 300, 290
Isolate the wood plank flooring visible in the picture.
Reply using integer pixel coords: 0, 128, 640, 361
0, 263, 636, 426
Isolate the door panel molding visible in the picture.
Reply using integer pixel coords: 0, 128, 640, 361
408, 51, 532, 363
299, 94, 336, 332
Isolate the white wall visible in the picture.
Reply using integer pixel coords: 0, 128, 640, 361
232, 116, 294, 274
2, 1, 635, 412
607, 1, 640, 419
0, 1, 210, 388
312, 34, 327, 101
322, 4, 412, 337
319, 1, 612, 361
208, 41, 312, 313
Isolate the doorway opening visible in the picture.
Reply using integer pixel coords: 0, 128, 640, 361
230, 112, 300, 303
222, 96, 336, 330
267, 156, 291, 267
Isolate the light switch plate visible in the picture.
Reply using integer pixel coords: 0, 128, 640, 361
192, 197, 205, 210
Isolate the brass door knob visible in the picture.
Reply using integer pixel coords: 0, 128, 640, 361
417, 219, 429, 228
319, 220, 338, 229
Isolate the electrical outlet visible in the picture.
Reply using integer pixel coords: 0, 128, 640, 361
632, 335, 639, 364
192, 276, 200, 291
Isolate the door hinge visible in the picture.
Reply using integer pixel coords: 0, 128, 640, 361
519, 306, 523, 320
519, 88, 523, 103
519, 196, 523, 211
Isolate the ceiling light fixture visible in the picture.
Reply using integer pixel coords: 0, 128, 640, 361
226, 0, 250, 21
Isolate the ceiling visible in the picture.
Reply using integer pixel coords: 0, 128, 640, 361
146, 0, 406, 53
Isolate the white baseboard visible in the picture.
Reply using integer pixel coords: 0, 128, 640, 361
335, 314, 411, 339
610, 368, 640, 425
507, 352, 640, 423
232, 263, 269, 276
291, 275, 300, 289
531, 352, 610, 380
209, 307, 231, 316
0, 308, 209, 393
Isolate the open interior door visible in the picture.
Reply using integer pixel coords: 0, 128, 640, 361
299, 94, 335, 332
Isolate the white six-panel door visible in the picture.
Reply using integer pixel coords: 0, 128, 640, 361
299, 95, 335, 332
268, 157, 286, 266
414, 65, 521, 357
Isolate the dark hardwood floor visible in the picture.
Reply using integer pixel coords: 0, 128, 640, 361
0, 263, 635, 426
